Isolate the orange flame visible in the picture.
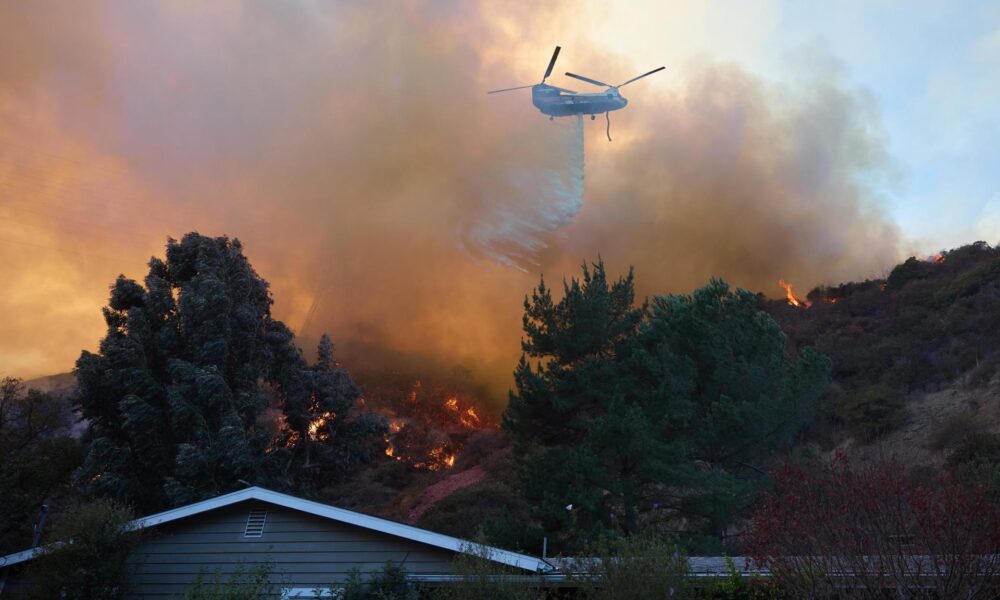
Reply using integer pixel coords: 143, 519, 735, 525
308, 411, 336, 441
444, 396, 459, 411
928, 252, 945, 264
459, 407, 481, 429
778, 279, 810, 308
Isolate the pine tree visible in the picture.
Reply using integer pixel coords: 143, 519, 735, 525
504, 263, 830, 551
76, 233, 383, 512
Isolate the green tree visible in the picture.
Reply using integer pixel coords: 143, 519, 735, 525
505, 263, 829, 551
629, 280, 830, 539
0, 377, 82, 555
504, 260, 651, 546
75, 233, 383, 512
24, 499, 141, 600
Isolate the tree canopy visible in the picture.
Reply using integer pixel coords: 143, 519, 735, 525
0, 377, 82, 555
75, 233, 384, 512
505, 261, 829, 551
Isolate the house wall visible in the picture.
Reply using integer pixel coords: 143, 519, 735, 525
125, 500, 459, 598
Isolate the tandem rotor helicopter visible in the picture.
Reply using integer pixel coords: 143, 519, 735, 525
488, 46, 664, 140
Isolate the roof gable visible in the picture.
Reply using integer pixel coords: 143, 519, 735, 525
0, 487, 552, 573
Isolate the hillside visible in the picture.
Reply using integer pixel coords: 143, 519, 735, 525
14, 242, 1000, 554
761, 241, 1000, 464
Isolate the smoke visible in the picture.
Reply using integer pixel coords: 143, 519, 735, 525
464, 115, 585, 268
0, 1, 902, 406
544, 59, 902, 295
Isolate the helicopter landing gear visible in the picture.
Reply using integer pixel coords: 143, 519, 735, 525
590, 114, 596, 120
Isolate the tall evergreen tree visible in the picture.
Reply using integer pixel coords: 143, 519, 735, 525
505, 263, 830, 551
504, 260, 654, 544
76, 233, 383, 512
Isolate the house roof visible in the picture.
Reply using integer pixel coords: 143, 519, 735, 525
0, 486, 553, 573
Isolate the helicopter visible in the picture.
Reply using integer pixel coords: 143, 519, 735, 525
488, 46, 664, 139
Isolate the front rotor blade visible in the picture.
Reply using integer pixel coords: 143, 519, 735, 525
565, 72, 612, 88
487, 84, 534, 94
618, 66, 666, 87
543, 46, 561, 81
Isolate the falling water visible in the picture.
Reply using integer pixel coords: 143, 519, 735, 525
463, 115, 585, 269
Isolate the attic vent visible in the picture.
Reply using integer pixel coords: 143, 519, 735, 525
244, 510, 267, 538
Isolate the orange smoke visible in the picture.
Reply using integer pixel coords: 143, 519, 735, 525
0, 1, 905, 406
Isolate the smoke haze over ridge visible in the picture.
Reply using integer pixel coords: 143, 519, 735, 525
0, 1, 902, 404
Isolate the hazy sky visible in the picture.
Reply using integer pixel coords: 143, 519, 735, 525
593, 1, 1000, 248
1, 1, 997, 395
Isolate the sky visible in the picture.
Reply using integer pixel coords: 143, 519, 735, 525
1, 1, 998, 401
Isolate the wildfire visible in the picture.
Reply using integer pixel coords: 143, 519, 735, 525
928, 252, 946, 264
778, 279, 811, 308
308, 411, 336, 441
459, 407, 481, 429
424, 446, 457, 471
444, 396, 459, 411
388, 419, 404, 434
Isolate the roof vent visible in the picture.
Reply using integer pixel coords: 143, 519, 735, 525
244, 509, 267, 538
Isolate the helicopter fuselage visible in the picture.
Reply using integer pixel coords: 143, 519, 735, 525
531, 83, 628, 117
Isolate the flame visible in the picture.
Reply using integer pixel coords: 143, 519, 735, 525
459, 406, 481, 429
388, 419, 404, 434
444, 396, 459, 411
308, 411, 336, 441
928, 252, 945, 264
778, 279, 811, 308
422, 446, 457, 471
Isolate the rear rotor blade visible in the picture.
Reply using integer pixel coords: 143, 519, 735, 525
487, 84, 534, 94
618, 66, 666, 87
565, 72, 612, 88
542, 46, 561, 82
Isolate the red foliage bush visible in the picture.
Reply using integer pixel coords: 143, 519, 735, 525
744, 455, 1000, 599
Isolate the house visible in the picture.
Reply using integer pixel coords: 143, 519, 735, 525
0, 486, 553, 598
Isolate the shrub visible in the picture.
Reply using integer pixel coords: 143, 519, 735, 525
340, 562, 418, 600
183, 562, 278, 600
696, 557, 780, 599
24, 500, 141, 600
571, 532, 689, 600
836, 383, 905, 441
429, 535, 544, 600
745, 455, 1000, 599
928, 411, 985, 451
